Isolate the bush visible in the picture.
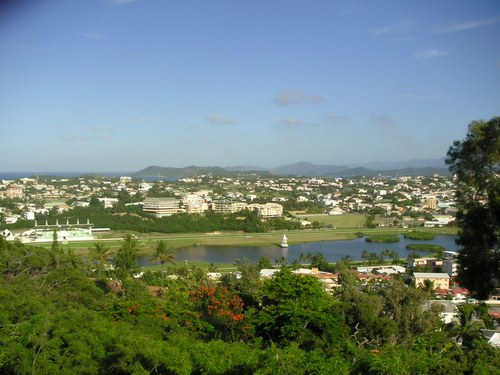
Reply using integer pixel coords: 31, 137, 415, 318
404, 231, 435, 240
365, 235, 400, 243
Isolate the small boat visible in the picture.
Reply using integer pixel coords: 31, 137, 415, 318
280, 234, 288, 248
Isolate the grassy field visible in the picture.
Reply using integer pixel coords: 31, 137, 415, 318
295, 213, 367, 228
26, 223, 457, 272
33, 224, 457, 257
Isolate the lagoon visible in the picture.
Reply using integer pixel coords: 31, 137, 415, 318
138, 234, 458, 266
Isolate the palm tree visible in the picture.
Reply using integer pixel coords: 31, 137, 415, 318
151, 240, 176, 289
388, 250, 400, 264
381, 249, 391, 263
361, 249, 369, 266
114, 233, 141, 279
89, 241, 113, 279
418, 279, 435, 297
449, 303, 485, 348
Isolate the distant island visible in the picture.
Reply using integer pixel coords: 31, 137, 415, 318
131, 158, 449, 179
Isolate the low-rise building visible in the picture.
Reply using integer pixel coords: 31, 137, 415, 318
98, 198, 119, 208
292, 268, 340, 291
414, 272, 450, 290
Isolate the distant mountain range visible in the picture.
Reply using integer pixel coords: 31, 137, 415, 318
131, 158, 450, 179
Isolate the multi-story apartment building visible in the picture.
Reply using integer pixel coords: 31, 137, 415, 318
424, 196, 438, 209
6, 184, 24, 198
443, 259, 458, 277
248, 203, 283, 219
211, 200, 247, 214
183, 194, 209, 214
143, 197, 182, 217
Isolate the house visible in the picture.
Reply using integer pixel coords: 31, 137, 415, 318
4, 216, 19, 224
408, 257, 443, 268
0, 229, 15, 241
328, 207, 344, 215
98, 198, 119, 209
357, 265, 406, 275
481, 330, 500, 348
260, 269, 280, 279
292, 268, 340, 291
423, 300, 458, 324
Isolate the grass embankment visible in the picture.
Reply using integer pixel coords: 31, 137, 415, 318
365, 235, 400, 243
295, 213, 366, 228
404, 231, 436, 240
405, 244, 445, 252
25, 213, 457, 260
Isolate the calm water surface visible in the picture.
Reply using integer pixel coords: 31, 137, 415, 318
138, 235, 458, 266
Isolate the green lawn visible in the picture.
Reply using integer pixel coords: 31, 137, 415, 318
296, 213, 366, 228
31, 223, 458, 257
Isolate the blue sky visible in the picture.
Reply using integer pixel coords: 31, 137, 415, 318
1, 0, 499, 172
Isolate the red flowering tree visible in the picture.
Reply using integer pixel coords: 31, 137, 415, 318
189, 284, 249, 340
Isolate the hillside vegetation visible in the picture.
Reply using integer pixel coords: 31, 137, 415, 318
0, 236, 498, 374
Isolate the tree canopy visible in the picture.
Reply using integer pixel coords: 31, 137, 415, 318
446, 116, 500, 299
0, 237, 499, 374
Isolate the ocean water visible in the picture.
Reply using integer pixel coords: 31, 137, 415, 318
0, 172, 131, 180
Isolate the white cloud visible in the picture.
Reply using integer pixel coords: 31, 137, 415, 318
435, 16, 500, 33
370, 113, 399, 130
280, 117, 314, 127
274, 89, 325, 106
370, 19, 418, 36
207, 114, 237, 125
324, 113, 350, 125
371, 26, 392, 35
414, 48, 449, 59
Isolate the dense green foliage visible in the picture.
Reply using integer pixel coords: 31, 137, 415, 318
0, 236, 498, 374
446, 116, 500, 299
365, 235, 400, 243
404, 231, 436, 240
33, 207, 301, 234
405, 244, 445, 252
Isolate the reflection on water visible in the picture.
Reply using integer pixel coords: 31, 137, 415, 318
138, 235, 458, 266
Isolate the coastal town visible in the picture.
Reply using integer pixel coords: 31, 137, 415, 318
0, 172, 456, 229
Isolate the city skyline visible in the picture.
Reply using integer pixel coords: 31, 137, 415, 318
1, 0, 499, 172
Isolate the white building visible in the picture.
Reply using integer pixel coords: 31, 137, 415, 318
211, 200, 247, 214
183, 194, 209, 214
443, 259, 458, 277
143, 197, 182, 217
98, 197, 119, 208
248, 203, 283, 219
